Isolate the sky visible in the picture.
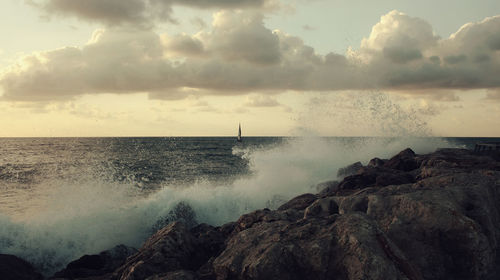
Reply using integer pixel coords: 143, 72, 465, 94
1, 0, 500, 137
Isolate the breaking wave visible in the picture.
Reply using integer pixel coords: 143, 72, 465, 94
0, 136, 457, 275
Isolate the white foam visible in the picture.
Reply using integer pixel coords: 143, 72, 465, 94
0, 136, 458, 275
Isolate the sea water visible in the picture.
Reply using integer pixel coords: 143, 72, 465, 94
0, 136, 497, 274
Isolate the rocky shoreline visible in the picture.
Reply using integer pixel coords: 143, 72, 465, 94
3, 148, 500, 280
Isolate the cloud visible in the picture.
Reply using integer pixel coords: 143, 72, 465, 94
302, 24, 316, 31
244, 95, 280, 107
29, 0, 278, 27
2, 10, 500, 102
485, 89, 500, 101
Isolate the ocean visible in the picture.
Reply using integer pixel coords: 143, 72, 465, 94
0, 136, 498, 274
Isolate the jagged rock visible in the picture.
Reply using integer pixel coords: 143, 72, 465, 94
384, 148, 419, 171
144, 270, 198, 280
337, 172, 378, 191
316, 180, 339, 196
54, 148, 500, 280
212, 212, 419, 280
0, 254, 43, 280
337, 161, 363, 178
115, 222, 199, 280
303, 197, 338, 218
375, 172, 414, 187
277, 193, 317, 211
368, 157, 386, 167
52, 245, 137, 279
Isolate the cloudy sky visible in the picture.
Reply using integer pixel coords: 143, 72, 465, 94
1, 0, 500, 136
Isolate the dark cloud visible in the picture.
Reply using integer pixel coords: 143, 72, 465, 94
383, 47, 422, 64
30, 0, 276, 27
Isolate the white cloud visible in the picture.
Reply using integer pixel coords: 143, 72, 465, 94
2, 10, 500, 102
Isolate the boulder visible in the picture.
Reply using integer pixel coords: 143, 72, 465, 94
52, 245, 137, 279
277, 193, 317, 211
316, 180, 339, 196
337, 161, 363, 178
384, 148, 419, 171
368, 157, 386, 167
0, 254, 43, 280
51, 148, 500, 280
115, 222, 199, 280
212, 213, 419, 280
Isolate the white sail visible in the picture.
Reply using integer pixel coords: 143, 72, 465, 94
237, 123, 242, 142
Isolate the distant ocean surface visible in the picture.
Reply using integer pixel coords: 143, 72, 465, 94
0, 136, 499, 274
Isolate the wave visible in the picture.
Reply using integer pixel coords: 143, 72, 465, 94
0, 137, 457, 275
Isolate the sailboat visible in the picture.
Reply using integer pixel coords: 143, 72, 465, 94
237, 123, 242, 142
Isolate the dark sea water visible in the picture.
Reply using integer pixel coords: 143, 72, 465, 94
0, 136, 498, 274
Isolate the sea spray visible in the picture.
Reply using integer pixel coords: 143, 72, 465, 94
0, 136, 458, 275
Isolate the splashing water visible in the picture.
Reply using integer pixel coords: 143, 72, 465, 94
0, 136, 458, 275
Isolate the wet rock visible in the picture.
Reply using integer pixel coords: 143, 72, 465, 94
212, 213, 417, 280
115, 222, 199, 280
337, 161, 363, 178
316, 180, 339, 196
303, 197, 338, 218
72, 148, 500, 280
375, 172, 414, 187
277, 193, 317, 211
368, 157, 386, 167
337, 172, 377, 191
0, 254, 43, 280
52, 245, 137, 279
384, 148, 419, 171
144, 270, 198, 280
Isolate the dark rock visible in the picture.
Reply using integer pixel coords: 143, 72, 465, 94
0, 254, 43, 280
337, 172, 377, 191
52, 245, 137, 279
105, 148, 500, 280
316, 180, 339, 196
303, 197, 338, 218
189, 223, 227, 269
337, 161, 363, 178
375, 172, 414, 187
277, 193, 317, 211
152, 201, 198, 233
145, 270, 198, 280
213, 213, 416, 280
368, 157, 386, 167
384, 148, 419, 171
115, 222, 199, 280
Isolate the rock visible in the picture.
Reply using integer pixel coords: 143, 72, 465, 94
115, 222, 199, 280
303, 197, 338, 218
316, 180, 339, 196
375, 172, 414, 187
368, 157, 386, 167
277, 193, 317, 211
337, 172, 377, 191
212, 212, 419, 280
52, 245, 137, 279
145, 270, 198, 280
0, 254, 43, 280
337, 161, 363, 178
60, 148, 500, 280
384, 148, 419, 171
